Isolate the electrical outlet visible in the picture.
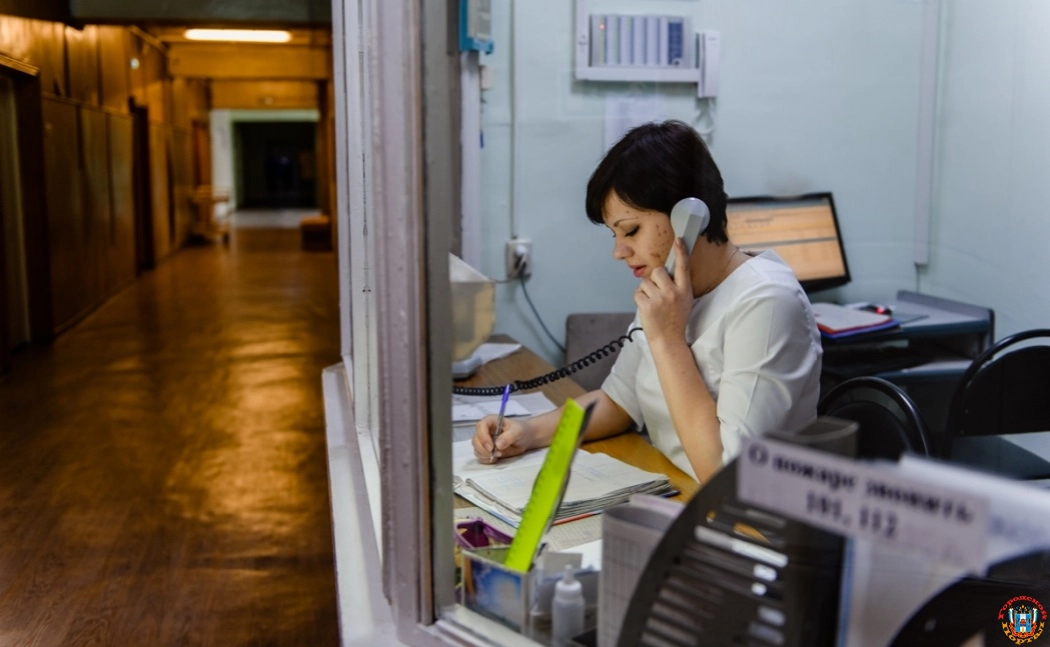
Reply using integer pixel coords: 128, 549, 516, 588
506, 238, 532, 279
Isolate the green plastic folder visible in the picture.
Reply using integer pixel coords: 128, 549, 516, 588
503, 398, 593, 573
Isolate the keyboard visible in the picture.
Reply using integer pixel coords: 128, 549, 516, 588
822, 345, 932, 378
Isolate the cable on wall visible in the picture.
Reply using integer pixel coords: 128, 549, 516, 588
518, 274, 566, 355
693, 98, 716, 142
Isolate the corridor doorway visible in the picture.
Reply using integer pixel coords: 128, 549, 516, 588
0, 74, 30, 370
131, 105, 155, 272
235, 120, 318, 209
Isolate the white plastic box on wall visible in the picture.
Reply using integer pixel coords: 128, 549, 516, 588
574, 0, 700, 86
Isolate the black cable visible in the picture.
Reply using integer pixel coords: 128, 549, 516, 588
452, 327, 643, 396
518, 273, 566, 354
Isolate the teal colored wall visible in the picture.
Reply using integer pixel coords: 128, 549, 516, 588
480, 1, 927, 364
921, 1, 1050, 339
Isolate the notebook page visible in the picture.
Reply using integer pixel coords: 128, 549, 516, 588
451, 438, 547, 487
460, 445, 668, 511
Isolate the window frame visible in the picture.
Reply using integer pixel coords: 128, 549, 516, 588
332, 0, 546, 643
333, 0, 450, 642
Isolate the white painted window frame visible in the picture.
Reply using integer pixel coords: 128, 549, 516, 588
333, 0, 452, 643
332, 0, 384, 554
330, 0, 547, 644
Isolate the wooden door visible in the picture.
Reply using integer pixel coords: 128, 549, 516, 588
3, 64, 53, 342
131, 104, 154, 271
0, 75, 14, 372
106, 113, 136, 292
0, 180, 9, 374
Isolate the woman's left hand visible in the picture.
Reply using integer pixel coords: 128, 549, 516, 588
635, 237, 693, 345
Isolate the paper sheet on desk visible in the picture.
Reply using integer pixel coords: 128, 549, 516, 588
467, 342, 522, 365
452, 398, 530, 423
451, 392, 557, 424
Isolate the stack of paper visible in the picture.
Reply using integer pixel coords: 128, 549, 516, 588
811, 302, 899, 339
452, 440, 674, 527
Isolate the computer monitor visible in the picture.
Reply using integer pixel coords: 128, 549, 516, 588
726, 193, 850, 293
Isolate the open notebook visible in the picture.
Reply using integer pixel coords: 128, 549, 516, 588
452, 439, 674, 527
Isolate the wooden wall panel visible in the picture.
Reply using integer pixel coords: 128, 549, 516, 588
185, 79, 208, 123
11, 68, 53, 341
0, 214, 9, 371
98, 26, 129, 114
126, 30, 147, 108
80, 107, 110, 306
170, 79, 209, 129
65, 25, 101, 106
148, 124, 171, 261
37, 21, 66, 97
0, 17, 66, 97
106, 114, 135, 292
210, 80, 319, 110
192, 122, 210, 186
170, 78, 189, 130
0, 15, 35, 62
41, 99, 85, 330
171, 129, 194, 246
167, 43, 329, 80
139, 44, 167, 123
3, 17, 237, 339
146, 77, 170, 125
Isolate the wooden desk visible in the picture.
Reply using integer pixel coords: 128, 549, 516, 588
454, 336, 699, 503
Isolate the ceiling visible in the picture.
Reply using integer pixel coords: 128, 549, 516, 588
70, 0, 331, 27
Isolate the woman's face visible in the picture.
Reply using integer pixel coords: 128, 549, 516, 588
602, 191, 676, 280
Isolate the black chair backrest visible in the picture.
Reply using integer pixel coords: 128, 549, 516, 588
946, 328, 1050, 440
818, 376, 931, 459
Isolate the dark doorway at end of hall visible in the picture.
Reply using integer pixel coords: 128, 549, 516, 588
235, 121, 318, 210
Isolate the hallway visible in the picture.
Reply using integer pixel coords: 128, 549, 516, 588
0, 229, 341, 645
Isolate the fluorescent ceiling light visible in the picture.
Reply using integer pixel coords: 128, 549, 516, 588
184, 29, 292, 43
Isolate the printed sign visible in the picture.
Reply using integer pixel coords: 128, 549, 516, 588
738, 437, 988, 572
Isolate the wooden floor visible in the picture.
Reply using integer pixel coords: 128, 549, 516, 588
0, 229, 341, 646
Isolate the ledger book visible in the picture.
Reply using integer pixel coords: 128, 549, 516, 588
452, 440, 674, 528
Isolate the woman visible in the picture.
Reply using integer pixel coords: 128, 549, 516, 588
472, 120, 822, 484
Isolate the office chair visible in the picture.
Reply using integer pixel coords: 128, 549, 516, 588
564, 312, 635, 392
817, 376, 931, 460
945, 328, 1050, 445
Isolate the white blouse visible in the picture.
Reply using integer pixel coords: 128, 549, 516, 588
601, 250, 823, 481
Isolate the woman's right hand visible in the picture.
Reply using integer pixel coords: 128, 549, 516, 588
472, 415, 534, 464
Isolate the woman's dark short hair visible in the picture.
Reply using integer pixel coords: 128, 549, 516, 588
585, 120, 728, 244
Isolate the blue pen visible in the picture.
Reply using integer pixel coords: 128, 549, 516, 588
490, 384, 512, 462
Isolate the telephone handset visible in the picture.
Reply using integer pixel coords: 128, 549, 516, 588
664, 197, 711, 278
452, 197, 711, 397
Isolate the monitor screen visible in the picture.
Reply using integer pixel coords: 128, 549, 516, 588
726, 192, 850, 293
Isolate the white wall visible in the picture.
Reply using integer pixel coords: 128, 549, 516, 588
480, 0, 927, 364
922, 1, 1050, 339
210, 109, 234, 219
